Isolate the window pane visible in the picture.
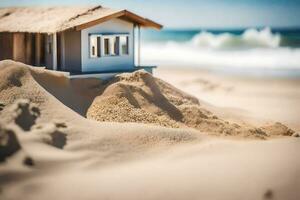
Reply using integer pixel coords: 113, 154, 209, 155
97, 37, 101, 57
104, 38, 110, 55
114, 36, 120, 55
120, 36, 129, 55
110, 37, 115, 56
90, 36, 97, 58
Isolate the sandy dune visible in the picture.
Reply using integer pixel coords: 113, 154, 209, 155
0, 60, 300, 200
155, 67, 300, 132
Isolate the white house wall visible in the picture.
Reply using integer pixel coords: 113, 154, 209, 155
81, 18, 134, 72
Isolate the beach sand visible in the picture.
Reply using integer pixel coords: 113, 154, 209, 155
0, 60, 300, 200
155, 67, 300, 132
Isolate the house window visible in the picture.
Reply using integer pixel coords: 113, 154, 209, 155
103, 36, 121, 56
90, 34, 129, 58
120, 36, 129, 55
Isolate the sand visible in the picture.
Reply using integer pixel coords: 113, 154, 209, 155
87, 68, 295, 138
155, 67, 300, 132
0, 60, 300, 200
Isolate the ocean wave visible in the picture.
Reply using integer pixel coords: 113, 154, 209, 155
141, 27, 300, 71
191, 27, 281, 49
141, 43, 300, 70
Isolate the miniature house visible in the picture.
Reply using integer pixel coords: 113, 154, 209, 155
0, 6, 162, 78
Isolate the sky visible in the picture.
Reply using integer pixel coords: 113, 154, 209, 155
1, 0, 300, 29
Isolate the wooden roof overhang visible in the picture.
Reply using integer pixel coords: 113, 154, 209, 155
75, 10, 163, 31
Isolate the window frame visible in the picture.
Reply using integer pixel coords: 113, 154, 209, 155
89, 33, 130, 58
120, 35, 129, 56
89, 35, 99, 58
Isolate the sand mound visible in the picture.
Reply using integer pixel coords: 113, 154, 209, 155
0, 60, 296, 139
0, 60, 204, 161
0, 61, 59, 114
87, 70, 295, 138
261, 122, 295, 136
0, 60, 102, 122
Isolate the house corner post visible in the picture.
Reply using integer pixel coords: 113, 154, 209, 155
133, 24, 136, 67
60, 31, 65, 71
138, 24, 141, 67
52, 33, 57, 70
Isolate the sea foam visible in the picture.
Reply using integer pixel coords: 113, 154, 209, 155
141, 28, 300, 72
191, 27, 281, 49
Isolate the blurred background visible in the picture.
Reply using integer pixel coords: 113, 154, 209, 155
1, 0, 300, 77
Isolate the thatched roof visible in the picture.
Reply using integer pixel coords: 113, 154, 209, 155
0, 6, 162, 33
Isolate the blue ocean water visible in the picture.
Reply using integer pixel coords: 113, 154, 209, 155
140, 27, 300, 77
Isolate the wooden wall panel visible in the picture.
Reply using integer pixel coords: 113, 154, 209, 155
25, 33, 35, 65
0, 32, 14, 60
35, 33, 41, 66
13, 33, 26, 62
